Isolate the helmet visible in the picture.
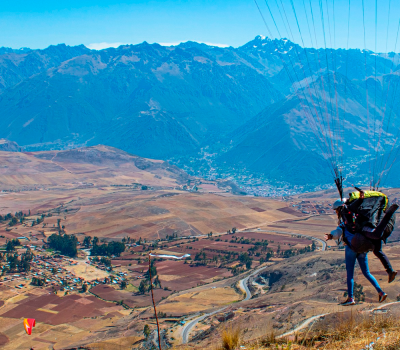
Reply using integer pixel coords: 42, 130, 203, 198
333, 199, 345, 210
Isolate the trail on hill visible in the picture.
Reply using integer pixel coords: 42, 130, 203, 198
180, 228, 327, 343
277, 301, 400, 339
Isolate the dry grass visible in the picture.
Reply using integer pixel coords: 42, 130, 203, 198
158, 287, 240, 314
254, 311, 400, 349
219, 326, 241, 350
170, 312, 400, 350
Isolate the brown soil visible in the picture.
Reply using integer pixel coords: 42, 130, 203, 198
90, 284, 171, 307
0, 334, 9, 346
0, 292, 123, 325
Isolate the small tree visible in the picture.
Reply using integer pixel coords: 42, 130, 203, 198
120, 280, 127, 290
143, 324, 151, 339
139, 280, 147, 294
83, 236, 92, 248
6, 241, 15, 252
311, 241, 317, 251
154, 276, 161, 288
82, 284, 88, 293
9, 217, 18, 226
245, 259, 252, 269
92, 236, 99, 246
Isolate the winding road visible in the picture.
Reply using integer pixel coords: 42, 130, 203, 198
180, 228, 327, 343
181, 265, 275, 343
182, 308, 227, 344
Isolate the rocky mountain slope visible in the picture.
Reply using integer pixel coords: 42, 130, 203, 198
1, 37, 400, 187
0, 139, 21, 152
0, 41, 282, 159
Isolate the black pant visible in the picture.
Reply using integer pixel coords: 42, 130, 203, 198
371, 239, 394, 273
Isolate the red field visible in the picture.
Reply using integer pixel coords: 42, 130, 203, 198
0, 290, 124, 325
90, 284, 171, 307
156, 260, 232, 290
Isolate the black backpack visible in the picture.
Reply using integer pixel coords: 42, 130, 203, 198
349, 191, 387, 229
348, 190, 395, 243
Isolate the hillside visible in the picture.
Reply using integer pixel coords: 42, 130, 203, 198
0, 145, 301, 242
218, 72, 399, 185
1, 146, 400, 350
217, 97, 330, 185
1, 37, 400, 187
0, 42, 282, 159
0, 145, 191, 189
0, 139, 20, 152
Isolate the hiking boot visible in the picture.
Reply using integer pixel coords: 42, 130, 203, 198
379, 292, 387, 303
388, 270, 397, 283
340, 297, 355, 306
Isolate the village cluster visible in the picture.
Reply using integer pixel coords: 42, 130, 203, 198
0, 252, 129, 292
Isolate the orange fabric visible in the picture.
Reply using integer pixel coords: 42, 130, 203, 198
23, 318, 35, 335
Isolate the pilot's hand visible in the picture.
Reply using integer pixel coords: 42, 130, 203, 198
324, 233, 333, 241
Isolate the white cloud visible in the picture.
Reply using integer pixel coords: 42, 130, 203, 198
86, 42, 128, 50
87, 41, 230, 50
202, 42, 229, 48
158, 42, 182, 46
159, 41, 229, 48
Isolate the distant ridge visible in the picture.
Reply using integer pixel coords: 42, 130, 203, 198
0, 139, 21, 152
0, 47, 31, 55
1, 37, 400, 187
34, 145, 190, 181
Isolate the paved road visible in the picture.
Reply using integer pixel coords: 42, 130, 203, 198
239, 265, 272, 301
182, 308, 227, 343
182, 265, 269, 343
181, 228, 327, 343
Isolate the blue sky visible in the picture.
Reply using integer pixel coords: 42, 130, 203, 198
1, 0, 400, 51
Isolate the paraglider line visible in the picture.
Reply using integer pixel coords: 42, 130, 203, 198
256, 0, 335, 172
148, 253, 162, 350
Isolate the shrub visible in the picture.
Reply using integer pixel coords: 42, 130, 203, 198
220, 326, 240, 350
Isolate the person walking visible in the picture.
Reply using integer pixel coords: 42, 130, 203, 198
333, 195, 398, 283
324, 195, 397, 306
326, 226, 387, 305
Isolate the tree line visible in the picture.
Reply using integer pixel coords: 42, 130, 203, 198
47, 233, 78, 257
0, 211, 27, 226
90, 239, 125, 257
0, 249, 33, 274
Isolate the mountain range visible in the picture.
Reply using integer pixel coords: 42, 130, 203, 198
1, 37, 400, 188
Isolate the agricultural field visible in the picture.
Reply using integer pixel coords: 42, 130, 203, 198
0, 283, 130, 350
182, 244, 400, 349
1, 147, 400, 349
